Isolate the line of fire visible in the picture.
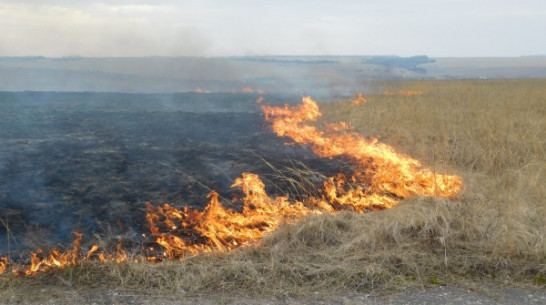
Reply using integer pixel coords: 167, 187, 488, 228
0, 96, 462, 276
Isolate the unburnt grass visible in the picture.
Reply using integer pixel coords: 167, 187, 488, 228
1, 80, 545, 302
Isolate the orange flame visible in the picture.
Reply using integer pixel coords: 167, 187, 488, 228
144, 173, 314, 261
97, 237, 128, 264
351, 92, 367, 105
142, 96, 462, 261
9, 233, 127, 276
0, 257, 7, 275
11, 232, 84, 276
261, 97, 462, 202
5, 95, 462, 275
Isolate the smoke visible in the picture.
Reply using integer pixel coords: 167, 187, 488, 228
0, 2, 211, 57
0, 57, 379, 97
0, 91, 349, 256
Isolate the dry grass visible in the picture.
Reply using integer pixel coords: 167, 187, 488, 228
1, 79, 545, 302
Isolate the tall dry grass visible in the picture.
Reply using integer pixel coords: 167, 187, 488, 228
1, 79, 545, 301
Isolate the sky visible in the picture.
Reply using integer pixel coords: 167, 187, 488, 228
1, 0, 545, 57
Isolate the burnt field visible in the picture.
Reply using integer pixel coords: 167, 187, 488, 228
0, 91, 348, 256
0, 80, 544, 303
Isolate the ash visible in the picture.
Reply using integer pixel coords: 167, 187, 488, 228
0, 92, 349, 256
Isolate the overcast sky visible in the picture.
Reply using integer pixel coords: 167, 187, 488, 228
1, 0, 545, 57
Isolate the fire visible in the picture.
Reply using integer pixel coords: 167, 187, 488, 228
242, 87, 265, 94
97, 237, 128, 264
0, 257, 7, 275
144, 173, 314, 261
8, 233, 127, 276
399, 90, 423, 96
261, 97, 462, 203
351, 92, 367, 105
142, 96, 461, 261
3, 95, 462, 276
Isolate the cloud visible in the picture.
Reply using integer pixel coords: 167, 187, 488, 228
0, 3, 211, 56
1, 0, 545, 56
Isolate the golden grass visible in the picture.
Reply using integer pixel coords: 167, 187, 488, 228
1, 79, 545, 301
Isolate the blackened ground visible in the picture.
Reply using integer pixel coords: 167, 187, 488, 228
0, 92, 350, 256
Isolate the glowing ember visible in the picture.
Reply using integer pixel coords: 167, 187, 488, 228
399, 90, 423, 96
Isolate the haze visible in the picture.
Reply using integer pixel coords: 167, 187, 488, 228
1, 0, 545, 57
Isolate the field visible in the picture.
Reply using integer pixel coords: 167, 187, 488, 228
0, 79, 545, 303
2, 56, 546, 95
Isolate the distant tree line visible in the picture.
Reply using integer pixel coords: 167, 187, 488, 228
0, 56, 46, 62
0, 56, 83, 62
230, 57, 338, 65
364, 55, 435, 73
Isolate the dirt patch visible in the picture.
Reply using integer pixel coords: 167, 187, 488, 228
4, 285, 545, 305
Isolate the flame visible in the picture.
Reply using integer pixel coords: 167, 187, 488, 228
144, 173, 314, 261
261, 96, 462, 203
142, 96, 461, 261
399, 90, 423, 96
351, 92, 367, 105
8, 232, 127, 276
4, 95, 462, 275
97, 237, 128, 264
10, 232, 83, 276
0, 257, 7, 275
241, 87, 265, 94
256, 96, 265, 104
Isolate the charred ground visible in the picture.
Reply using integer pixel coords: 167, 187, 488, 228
0, 92, 349, 256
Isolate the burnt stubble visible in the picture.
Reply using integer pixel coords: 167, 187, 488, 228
0, 92, 347, 256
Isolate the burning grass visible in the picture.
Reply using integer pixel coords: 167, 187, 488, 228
1, 79, 545, 301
